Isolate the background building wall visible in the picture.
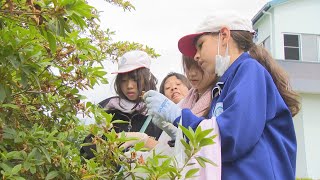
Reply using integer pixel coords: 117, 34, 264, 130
300, 93, 320, 178
273, 0, 320, 59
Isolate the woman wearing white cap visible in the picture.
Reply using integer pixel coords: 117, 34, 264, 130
143, 11, 300, 179
81, 50, 174, 160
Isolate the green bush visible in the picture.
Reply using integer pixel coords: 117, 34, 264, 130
0, 0, 216, 179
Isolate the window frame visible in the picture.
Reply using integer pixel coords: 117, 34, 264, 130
283, 33, 301, 61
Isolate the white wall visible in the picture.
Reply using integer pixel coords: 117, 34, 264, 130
301, 93, 320, 179
293, 107, 308, 178
254, 14, 271, 45
272, 0, 320, 59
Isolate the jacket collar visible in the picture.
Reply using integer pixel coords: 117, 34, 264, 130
212, 52, 251, 98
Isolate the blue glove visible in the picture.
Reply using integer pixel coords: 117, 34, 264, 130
143, 90, 181, 123
152, 115, 177, 140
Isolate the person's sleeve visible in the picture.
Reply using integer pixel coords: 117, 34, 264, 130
217, 61, 269, 162
173, 109, 205, 130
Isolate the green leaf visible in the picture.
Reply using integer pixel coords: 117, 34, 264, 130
185, 168, 199, 179
68, 14, 86, 29
199, 138, 214, 147
45, 171, 59, 180
0, 104, 19, 109
46, 31, 57, 53
111, 120, 129, 124
11, 164, 22, 175
14, 177, 25, 180
131, 167, 150, 174
8, 55, 20, 69
195, 156, 217, 167
178, 124, 193, 142
27, 148, 38, 160
196, 129, 213, 143
30, 165, 36, 174
14, 136, 23, 143
0, 84, 6, 103
180, 139, 191, 151
23, 161, 32, 171
40, 146, 51, 163
195, 156, 205, 167
6, 151, 23, 160
134, 141, 144, 151
0, 163, 12, 172
20, 71, 28, 88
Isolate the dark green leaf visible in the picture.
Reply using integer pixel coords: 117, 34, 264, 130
8, 55, 20, 69
46, 31, 57, 53
0, 84, 6, 103
40, 146, 51, 163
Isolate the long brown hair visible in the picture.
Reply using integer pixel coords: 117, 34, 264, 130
114, 68, 158, 102
230, 31, 300, 117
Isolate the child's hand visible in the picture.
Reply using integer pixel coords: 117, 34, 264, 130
120, 132, 149, 149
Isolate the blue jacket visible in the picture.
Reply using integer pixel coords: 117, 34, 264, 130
174, 52, 297, 179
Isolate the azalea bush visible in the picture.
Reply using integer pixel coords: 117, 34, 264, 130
0, 0, 216, 179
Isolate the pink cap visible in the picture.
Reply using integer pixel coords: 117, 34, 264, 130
178, 11, 255, 57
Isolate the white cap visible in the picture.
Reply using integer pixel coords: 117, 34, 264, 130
178, 11, 255, 57
196, 11, 254, 33
112, 50, 151, 74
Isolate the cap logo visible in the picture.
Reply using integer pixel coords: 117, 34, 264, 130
120, 57, 127, 66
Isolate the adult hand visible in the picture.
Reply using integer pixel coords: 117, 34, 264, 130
143, 90, 181, 123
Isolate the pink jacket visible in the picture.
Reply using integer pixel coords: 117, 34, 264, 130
179, 88, 221, 180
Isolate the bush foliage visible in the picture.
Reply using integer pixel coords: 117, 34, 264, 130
0, 0, 216, 179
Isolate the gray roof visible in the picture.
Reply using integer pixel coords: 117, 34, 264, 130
252, 0, 291, 25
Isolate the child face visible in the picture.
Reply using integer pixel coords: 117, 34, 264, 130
194, 34, 220, 75
120, 75, 139, 101
164, 76, 189, 104
186, 64, 215, 94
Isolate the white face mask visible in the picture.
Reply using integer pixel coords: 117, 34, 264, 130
215, 33, 230, 76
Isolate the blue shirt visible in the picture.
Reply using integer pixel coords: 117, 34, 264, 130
174, 52, 297, 180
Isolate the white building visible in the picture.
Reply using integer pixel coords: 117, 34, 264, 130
252, 0, 320, 179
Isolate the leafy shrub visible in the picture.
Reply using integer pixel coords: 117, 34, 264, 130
0, 0, 216, 179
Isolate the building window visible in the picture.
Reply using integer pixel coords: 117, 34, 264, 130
284, 34, 300, 60
284, 33, 320, 62
301, 34, 318, 62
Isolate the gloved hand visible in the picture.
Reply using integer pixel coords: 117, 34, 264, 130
119, 132, 149, 150
143, 90, 182, 123
152, 115, 177, 140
